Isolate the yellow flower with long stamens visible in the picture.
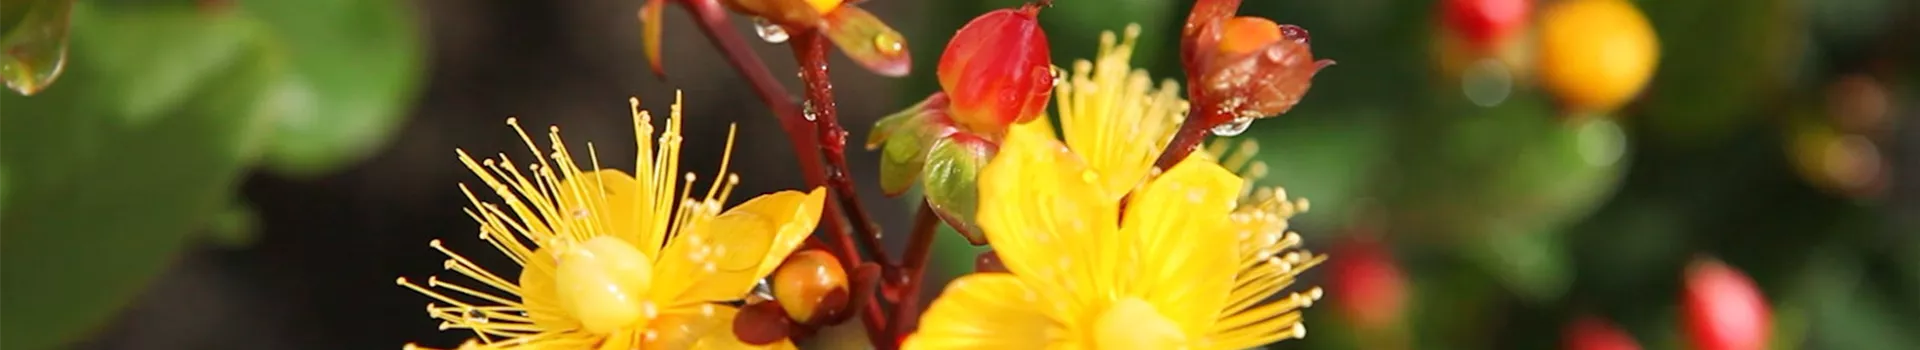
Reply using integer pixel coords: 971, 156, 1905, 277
398, 92, 825, 350
906, 25, 1323, 350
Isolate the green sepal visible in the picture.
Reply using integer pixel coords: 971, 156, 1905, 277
868, 93, 953, 196
922, 135, 995, 245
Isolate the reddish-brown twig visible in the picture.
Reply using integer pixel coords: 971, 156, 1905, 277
887, 200, 941, 343
1153, 108, 1218, 170
675, 0, 863, 267
789, 29, 895, 272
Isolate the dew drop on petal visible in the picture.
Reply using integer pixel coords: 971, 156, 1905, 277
872, 32, 905, 56
752, 17, 790, 44
1210, 116, 1255, 136
802, 100, 818, 121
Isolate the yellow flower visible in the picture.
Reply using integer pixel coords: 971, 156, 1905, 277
906, 26, 1323, 350
1018, 24, 1188, 202
398, 92, 825, 350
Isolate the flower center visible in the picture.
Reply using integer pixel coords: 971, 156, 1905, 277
554, 235, 656, 334
1092, 297, 1188, 350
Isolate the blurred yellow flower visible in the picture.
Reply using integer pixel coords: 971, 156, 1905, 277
909, 25, 1323, 350
398, 92, 824, 350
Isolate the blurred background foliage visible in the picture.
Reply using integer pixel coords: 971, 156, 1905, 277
0, 0, 1915, 349
2, 0, 420, 349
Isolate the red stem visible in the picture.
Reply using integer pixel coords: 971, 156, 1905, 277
887, 201, 941, 344
1153, 107, 1220, 170
790, 29, 895, 272
677, 0, 863, 268
677, 1, 893, 343
789, 28, 899, 348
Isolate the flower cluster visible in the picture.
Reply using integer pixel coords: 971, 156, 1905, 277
403, 0, 1331, 349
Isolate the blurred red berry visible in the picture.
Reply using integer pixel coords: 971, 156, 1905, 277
1682, 257, 1772, 350
1564, 315, 1641, 350
1327, 237, 1406, 329
936, 4, 1053, 136
1443, 0, 1531, 49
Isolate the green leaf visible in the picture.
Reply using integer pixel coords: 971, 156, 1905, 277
0, 4, 281, 349
1380, 97, 1626, 242
72, 4, 253, 124
1465, 227, 1573, 304
1638, 0, 1796, 147
239, 0, 423, 176
922, 136, 993, 244
1245, 109, 1390, 228
205, 198, 259, 248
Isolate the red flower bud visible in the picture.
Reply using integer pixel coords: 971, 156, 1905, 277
1682, 257, 1772, 350
937, 4, 1053, 135
1326, 236, 1406, 330
1180, 0, 1332, 130
1563, 315, 1642, 350
1443, 0, 1532, 50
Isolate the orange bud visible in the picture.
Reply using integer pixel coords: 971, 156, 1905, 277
936, 4, 1053, 136
1181, 3, 1331, 130
771, 249, 850, 324
803, 0, 841, 14
1217, 17, 1282, 56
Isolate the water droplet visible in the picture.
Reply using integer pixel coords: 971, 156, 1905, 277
2, 0, 73, 95
871, 32, 904, 56
463, 309, 490, 323
1210, 116, 1255, 136
1278, 24, 1311, 45
801, 100, 818, 121
1048, 65, 1065, 88
751, 17, 789, 44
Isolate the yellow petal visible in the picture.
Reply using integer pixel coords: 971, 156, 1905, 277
1010, 112, 1059, 141
976, 125, 1118, 316
656, 188, 827, 304
905, 273, 1058, 350
516, 247, 579, 330
1118, 155, 1243, 337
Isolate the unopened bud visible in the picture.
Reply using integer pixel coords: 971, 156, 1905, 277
936, 4, 1053, 135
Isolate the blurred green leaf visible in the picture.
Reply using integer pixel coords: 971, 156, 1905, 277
239, 0, 422, 176
205, 199, 259, 248
1, 0, 34, 31
1042, 0, 1175, 71
0, 162, 8, 214
74, 5, 252, 123
1466, 226, 1573, 304
1637, 0, 1796, 147
1380, 96, 1626, 242
1245, 110, 1389, 229
0, 4, 281, 349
